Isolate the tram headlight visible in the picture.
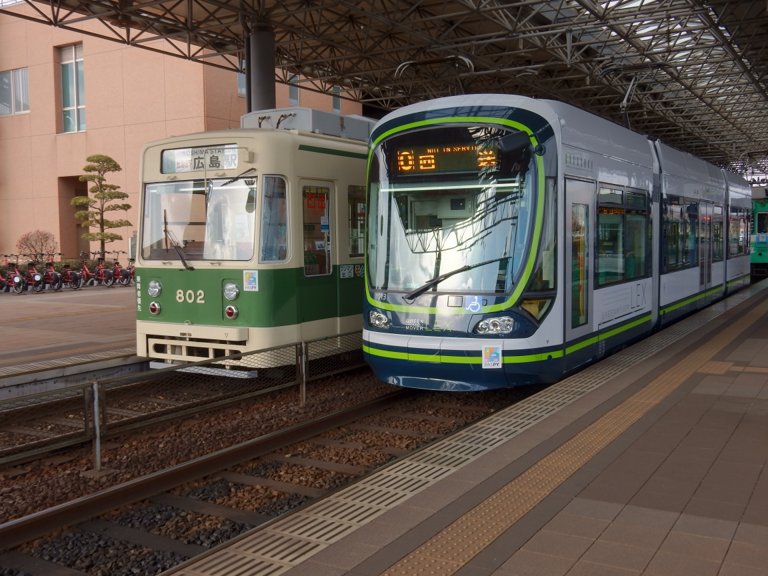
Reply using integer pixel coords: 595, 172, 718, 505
474, 316, 515, 335
369, 310, 390, 329
147, 280, 162, 297
223, 282, 240, 301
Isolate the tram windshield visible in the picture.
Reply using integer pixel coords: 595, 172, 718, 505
141, 178, 257, 261
367, 125, 537, 294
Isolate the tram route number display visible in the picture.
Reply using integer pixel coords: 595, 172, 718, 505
395, 144, 498, 175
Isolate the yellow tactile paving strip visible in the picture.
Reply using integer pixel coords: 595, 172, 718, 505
699, 360, 768, 375
170, 286, 764, 576
381, 297, 768, 576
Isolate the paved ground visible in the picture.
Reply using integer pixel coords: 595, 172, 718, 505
0, 287, 136, 369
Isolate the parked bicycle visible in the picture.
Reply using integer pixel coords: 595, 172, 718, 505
60, 263, 81, 290
78, 256, 114, 287
110, 259, 134, 286
23, 261, 45, 293
41, 261, 63, 291
6, 262, 28, 294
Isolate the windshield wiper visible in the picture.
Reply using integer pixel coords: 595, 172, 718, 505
163, 209, 195, 270
173, 244, 194, 271
221, 167, 257, 187
404, 256, 510, 301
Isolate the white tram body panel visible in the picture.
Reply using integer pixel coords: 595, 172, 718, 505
362, 94, 751, 391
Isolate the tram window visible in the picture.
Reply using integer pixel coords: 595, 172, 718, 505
260, 176, 288, 262
599, 187, 623, 206
533, 176, 557, 293
663, 196, 698, 272
712, 206, 724, 262
664, 203, 683, 270
303, 184, 332, 276
348, 185, 365, 257
728, 205, 749, 257
758, 212, 768, 234
597, 186, 650, 286
597, 214, 623, 284
143, 179, 255, 261
521, 176, 557, 322
571, 203, 589, 327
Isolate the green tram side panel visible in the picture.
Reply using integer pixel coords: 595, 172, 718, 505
136, 267, 363, 327
752, 199, 768, 267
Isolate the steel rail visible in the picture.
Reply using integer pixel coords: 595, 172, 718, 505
0, 388, 412, 551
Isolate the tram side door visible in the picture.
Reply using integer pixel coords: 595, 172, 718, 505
565, 178, 595, 346
699, 201, 713, 291
299, 180, 336, 326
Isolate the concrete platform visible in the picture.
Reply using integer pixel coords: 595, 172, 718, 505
0, 287, 137, 380
168, 282, 768, 576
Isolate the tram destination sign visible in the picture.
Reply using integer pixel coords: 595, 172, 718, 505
162, 144, 239, 174
395, 144, 498, 176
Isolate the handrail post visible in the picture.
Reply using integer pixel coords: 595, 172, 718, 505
298, 342, 307, 407
92, 381, 102, 471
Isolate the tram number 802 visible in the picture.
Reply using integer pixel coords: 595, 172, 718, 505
176, 289, 205, 304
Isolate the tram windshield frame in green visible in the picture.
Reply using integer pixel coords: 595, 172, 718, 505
368, 124, 536, 295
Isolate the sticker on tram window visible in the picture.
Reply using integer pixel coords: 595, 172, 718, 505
243, 270, 259, 291
339, 264, 353, 279
482, 345, 503, 369
465, 295, 483, 313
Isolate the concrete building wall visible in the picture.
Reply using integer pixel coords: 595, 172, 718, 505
0, 5, 362, 260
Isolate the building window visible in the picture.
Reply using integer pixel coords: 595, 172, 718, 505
289, 74, 299, 106
332, 86, 341, 112
0, 67, 29, 116
237, 59, 246, 97
60, 44, 85, 132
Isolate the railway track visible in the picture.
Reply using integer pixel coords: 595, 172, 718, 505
0, 337, 371, 468
0, 366, 300, 468
0, 382, 528, 575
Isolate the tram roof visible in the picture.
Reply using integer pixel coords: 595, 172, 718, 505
3, 0, 767, 181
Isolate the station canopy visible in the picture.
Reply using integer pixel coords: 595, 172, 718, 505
4, 0, 768, 182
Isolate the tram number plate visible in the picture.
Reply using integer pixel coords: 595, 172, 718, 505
176, 289, 205, 304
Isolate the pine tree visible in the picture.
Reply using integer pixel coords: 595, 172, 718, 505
72, 154, 132, 257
